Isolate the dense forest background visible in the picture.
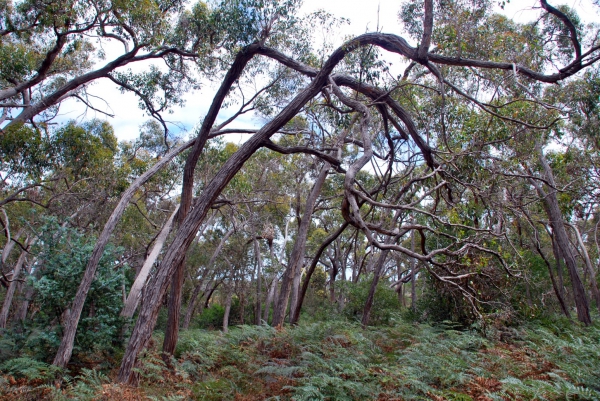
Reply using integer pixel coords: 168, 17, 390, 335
1, 0, 600, 399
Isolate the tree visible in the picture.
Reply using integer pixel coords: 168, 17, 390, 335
113, 0, 600, 383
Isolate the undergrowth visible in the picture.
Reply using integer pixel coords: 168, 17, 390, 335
1, 316, 599, 400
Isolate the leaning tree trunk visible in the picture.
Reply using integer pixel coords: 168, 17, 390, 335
117, 34, 380, 383
51, 139, 194, 368
530, 147, 591, 325
117, 60, 348, 384
162, 258, 187, 357
567, 222, 600, 312
122, 206, 179, 318
0, 241, 30, 328
273, 162, 330, 327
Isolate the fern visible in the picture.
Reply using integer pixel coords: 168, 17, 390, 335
0, 357, 62, 380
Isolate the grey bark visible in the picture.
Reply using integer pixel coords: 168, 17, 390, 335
0, 242, 29, 328
183, 226, 234, 328
121, 205, 179, 318
567, 223, 600, 312
273, 162, 330, 327
530, 147, 591, 325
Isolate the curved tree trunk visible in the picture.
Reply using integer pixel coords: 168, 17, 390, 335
52, 138, 194, 368
117, 44, 349, 382
121, 205, 179, 318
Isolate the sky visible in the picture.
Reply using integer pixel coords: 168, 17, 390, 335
54, 0, 599, 143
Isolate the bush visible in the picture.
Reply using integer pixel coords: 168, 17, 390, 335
194, 304, 225, 329
341, 276, 402, 325
17, 218, 127, 361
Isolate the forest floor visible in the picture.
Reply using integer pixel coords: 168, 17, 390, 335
1, 316, 599, 400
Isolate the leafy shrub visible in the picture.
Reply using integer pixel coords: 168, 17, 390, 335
341, 276, 402, 325
20, 218, 127, 360
194, 304, 225, 329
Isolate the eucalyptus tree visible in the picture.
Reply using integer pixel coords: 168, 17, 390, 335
113, 0, 600, 382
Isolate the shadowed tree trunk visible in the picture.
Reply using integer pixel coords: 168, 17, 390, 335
117, 41, 351, 382
254, 236, 263, 324
162, 258, 186, 357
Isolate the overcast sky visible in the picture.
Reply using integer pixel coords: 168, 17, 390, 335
54, 0, 598, 143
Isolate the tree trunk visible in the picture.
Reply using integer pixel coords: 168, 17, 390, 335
329, 259, 338, 303
0, 244, 29, 328
1, 228, 23, 265
361, 248, 391, 327
530, 148, 591, 325
122, 206, 179, 318
550, 234, 568, 304
162, 258, 186, 356
117, 41, 357, 383
182, 228, 233, 329
254, 237, 263, 324
275, 162, 330, 327
263, 275, 277, 323
567, 223, 600, 312
410, 230, 417, 312
52, 138, 194, 368
222, 288, 233, 333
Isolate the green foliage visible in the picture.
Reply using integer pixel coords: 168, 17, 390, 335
342, 276, 402, 325
194, 304, 226, 330
22, 217, 127, 360
0, 357, 62, 380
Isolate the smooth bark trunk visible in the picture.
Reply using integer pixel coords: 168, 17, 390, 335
122, 206, 179, 318
274, 162, 330, 327
222, 289, 233, 333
